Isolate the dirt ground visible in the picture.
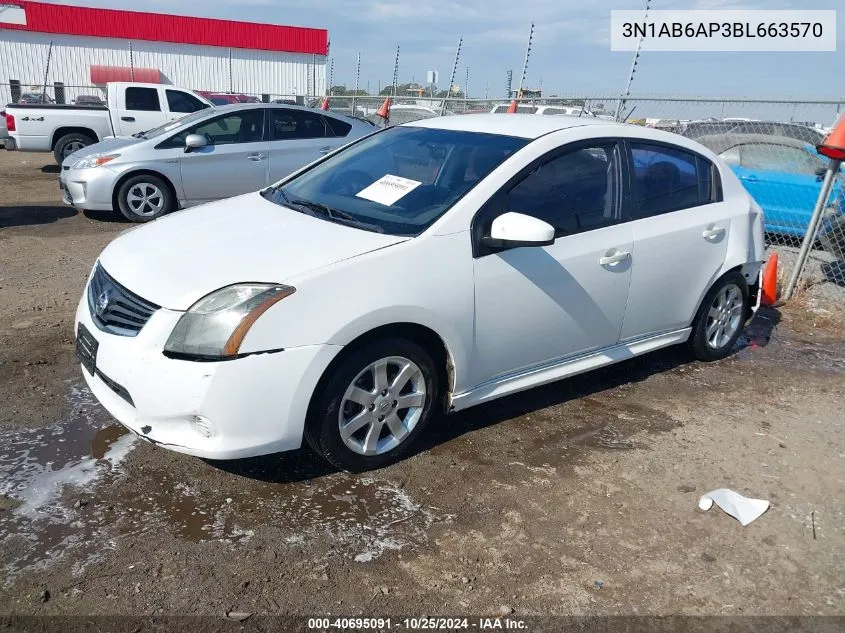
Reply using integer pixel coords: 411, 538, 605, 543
1, 148, 845, 625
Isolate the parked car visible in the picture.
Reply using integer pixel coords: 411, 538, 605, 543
75, 114, 765, 471
366, 105, 450, 126
197, 91, 260, 105
60, 103, 372, 222
73, 94, 107, 106
17, 92, 54, 104
682, 120, 824, 145
5, 82, 213, 163
696, 133, 844, 239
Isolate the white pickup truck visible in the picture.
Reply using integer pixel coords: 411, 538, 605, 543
4, 82, 213, 163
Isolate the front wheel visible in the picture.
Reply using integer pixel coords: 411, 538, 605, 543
304, 338, 440, 472
688, 271, 750, 362
116, 174, 175, 222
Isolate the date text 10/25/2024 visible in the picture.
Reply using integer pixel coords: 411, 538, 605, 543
307, 617, 528, 630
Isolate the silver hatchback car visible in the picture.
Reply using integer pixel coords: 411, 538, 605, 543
60, 103, 375, 222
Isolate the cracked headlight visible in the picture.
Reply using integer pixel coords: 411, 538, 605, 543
164, 284, 295, 359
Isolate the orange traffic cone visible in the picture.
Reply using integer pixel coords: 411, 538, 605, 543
760, 251, 778, 306
817, 113, 845, 160
320, 97, 329, 111
376, 97, 391, 119
506, 99, 518, 113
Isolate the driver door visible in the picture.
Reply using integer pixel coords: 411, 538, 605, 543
470, 140, 633, 387
176, 109, 269, 204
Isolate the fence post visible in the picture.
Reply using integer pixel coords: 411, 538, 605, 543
42, 40, 53, 102
783, 161, 842, 300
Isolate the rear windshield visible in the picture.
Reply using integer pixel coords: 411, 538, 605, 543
262, 126, 527, 236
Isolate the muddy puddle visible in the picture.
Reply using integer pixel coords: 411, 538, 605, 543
0, 385, 450, 583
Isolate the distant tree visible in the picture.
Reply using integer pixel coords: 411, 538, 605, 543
435, 89, 464, 98
378, 82, 426, 96
329, 85, 348, 96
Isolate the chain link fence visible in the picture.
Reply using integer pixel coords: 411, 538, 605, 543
3, 80, 844, 298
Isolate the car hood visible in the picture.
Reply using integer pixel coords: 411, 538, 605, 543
97, 192, 409, 310
64, 136, 145, 165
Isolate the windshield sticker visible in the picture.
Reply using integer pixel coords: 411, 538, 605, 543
355, 174, 422, 206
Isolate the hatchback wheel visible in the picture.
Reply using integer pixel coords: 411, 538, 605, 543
688, 271, 750, 361
305, 338, 440, 472
116, 174, 174, 222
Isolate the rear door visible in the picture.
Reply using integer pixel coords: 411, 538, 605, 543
267, 108, 338, 182
169, 108, 269, 203
163, 88, 211, 123
113, 87, 167, 136
620, 140, 734, 340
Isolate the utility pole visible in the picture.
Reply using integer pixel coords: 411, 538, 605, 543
615, 0, 651, 121
392, 45, 400, 97
352, 52, 361, 114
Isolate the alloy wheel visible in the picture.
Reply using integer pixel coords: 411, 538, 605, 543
126, 183, 165, 217
705, 283, 744, 350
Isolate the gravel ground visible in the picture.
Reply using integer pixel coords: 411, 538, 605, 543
1, 149, 845, 625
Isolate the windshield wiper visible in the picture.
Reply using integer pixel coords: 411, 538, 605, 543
288, 198, 385, 233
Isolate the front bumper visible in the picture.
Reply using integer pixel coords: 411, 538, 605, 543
75, 293, 341, 460
60, 166, 118, 211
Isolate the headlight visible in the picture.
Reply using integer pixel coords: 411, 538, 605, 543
72, 153, 120, 169
164, 284, 295, 359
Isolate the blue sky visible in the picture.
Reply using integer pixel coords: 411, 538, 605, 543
39, 0, 843, 99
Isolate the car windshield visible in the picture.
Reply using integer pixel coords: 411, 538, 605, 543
262, 126, 527, 236
135, 109, 214, 139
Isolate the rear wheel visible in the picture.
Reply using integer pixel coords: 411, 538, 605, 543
116, 174, 175, 222
53, 132, 95, 165
688, 271, 750, 362
304, 338, 440, 472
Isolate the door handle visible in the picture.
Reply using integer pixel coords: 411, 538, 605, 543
599, 250, 631, 266
741, 174, 758, 182
121, 116, 135, 122
702, 226, 726, 240
318, 146, 332, 155
247, 153, 266, 161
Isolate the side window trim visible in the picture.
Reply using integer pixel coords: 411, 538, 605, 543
471, 137, 627, 258
620, 137, 723, 222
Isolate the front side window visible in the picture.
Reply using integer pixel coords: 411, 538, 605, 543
740, 143, 822, 175
271, 109, 328, 140
166, 90, 208, 114
499, 144, 622, 236
629, 142, 715, 219
125, 87, 161, 112
262, 126, 527, 236
162, 110, 265, 148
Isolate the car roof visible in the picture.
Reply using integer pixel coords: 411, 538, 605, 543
404, 113, 609, 138
204, 102, 354, 120
695, 133, 814, 155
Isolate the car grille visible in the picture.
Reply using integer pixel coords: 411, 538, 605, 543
87, 263, 160, 336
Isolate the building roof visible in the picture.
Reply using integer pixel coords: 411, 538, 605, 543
0, 1, 327, 55
406, 113, 609, 139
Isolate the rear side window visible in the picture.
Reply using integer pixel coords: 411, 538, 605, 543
323, 115, 352, 137
628, 142, 719, 219
166, 90, 208, 114
126, 87, 161, 112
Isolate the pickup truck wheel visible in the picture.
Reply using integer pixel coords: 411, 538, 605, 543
53, 133, 95, 165
116, 174, 174, 222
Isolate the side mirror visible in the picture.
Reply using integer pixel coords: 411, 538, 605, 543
184, 134, 208, 153
481, 212, 556, 249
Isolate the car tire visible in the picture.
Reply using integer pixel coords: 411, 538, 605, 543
688, 271, 750, 362
304, 338, 441, 472
53, 133, 95, 165
116, 174, 175, 222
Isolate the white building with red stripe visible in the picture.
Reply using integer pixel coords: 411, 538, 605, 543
0, 0, 328, 104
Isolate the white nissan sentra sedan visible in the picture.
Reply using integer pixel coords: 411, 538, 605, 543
75, 114, 766, 471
